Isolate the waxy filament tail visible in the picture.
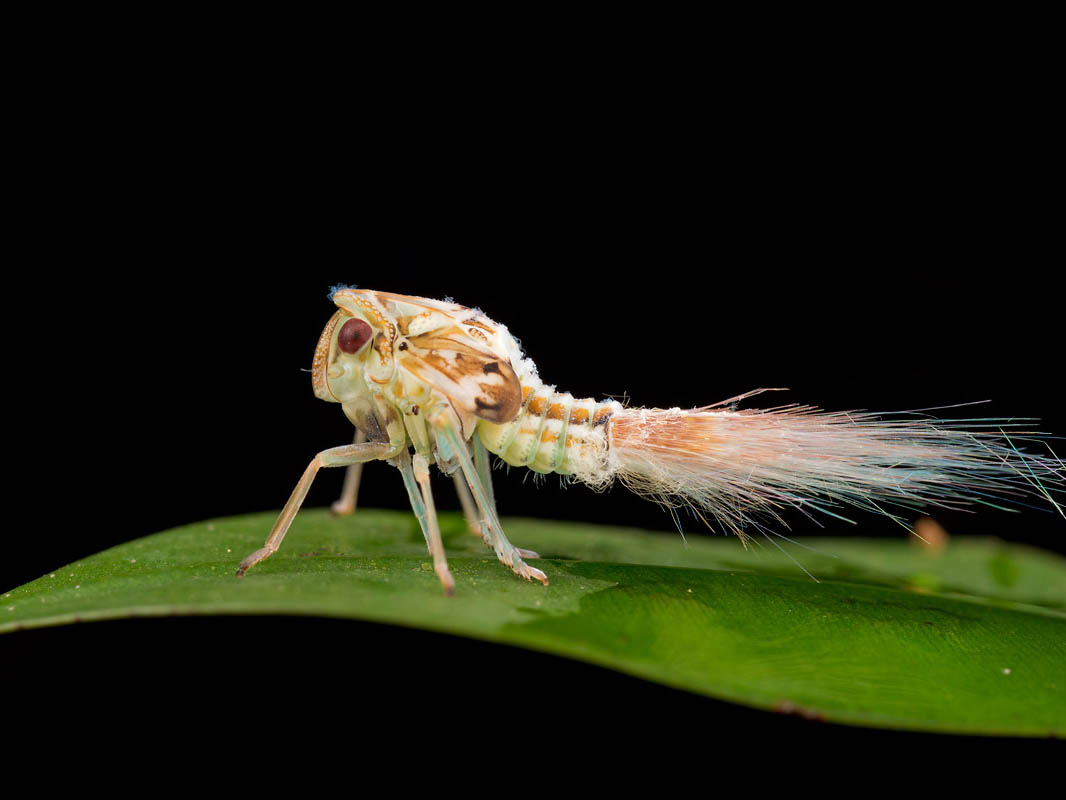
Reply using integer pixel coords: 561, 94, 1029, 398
606, 391, 1065, 540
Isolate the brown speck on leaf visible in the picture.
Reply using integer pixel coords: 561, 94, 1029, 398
913, 516, 950, 552
773, 700, 826, 722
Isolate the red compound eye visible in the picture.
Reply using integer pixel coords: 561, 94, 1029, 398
338, 318, 373, 353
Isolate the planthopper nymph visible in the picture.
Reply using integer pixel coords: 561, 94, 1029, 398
237, 287, 1063, 594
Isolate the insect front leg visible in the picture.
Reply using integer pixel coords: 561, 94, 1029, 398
331, 428, 367, 516
429, 408, 547, 585
236, 440, 394, 577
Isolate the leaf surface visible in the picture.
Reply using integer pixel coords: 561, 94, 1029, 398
4, 509, 1064, 735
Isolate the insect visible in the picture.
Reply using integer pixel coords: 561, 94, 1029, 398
237, 287, 1063, 594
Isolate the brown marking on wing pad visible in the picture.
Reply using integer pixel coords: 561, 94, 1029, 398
527, 396, 547, 416
419, 351, 459, 381
546, 403, 566, 420
405, 328, 522, 423
473, 361, 522, 422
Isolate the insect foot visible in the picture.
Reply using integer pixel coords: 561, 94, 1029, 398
235, 546, 276, 577
437, 563, 456, 596
509, 558, 545, 584
330, 497, 356, 516
501, 546, 549, 585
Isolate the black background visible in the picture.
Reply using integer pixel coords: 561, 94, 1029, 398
6, 48, 1062, 761
17, 238, 1063, 580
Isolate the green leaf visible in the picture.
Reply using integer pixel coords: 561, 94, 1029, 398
4, 509, 1065, 735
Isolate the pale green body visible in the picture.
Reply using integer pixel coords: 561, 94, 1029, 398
477, 376, 619, 480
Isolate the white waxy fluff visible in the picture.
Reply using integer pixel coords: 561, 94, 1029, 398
605, 390, 1064, 541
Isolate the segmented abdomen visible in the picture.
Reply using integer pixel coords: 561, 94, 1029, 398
476, 378, 620, 483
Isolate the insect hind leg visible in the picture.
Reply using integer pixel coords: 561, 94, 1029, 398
472, 436, 539, 559
431, 409, 547, 585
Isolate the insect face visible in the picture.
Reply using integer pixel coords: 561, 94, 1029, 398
311, 289, 401, 404
310, 311, 365, 403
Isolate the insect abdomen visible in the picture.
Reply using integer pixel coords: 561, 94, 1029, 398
476, 378, 620, 483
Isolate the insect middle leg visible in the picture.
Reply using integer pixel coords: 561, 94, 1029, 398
409, 452, 455, 595
389, 449, 455, 594
236, 440, 393, 576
